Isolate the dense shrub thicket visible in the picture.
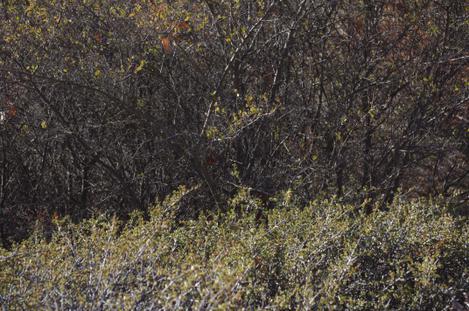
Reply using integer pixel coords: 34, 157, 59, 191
1, 190, 468, 310
1, 0, 467, 244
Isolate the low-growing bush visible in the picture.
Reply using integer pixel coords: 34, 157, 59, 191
1, 191, 468, 310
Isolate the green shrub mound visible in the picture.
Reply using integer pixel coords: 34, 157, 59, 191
1, 193, 468, 310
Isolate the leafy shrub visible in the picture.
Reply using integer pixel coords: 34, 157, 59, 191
2, 190, 467, 310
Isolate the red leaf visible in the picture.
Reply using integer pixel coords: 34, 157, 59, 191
177, 21, 190, 31
7, 105, 16, 117
161, 36, 172, 54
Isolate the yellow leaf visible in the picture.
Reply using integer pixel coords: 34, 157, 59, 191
137, 99, 145, 108
94, 69, 101, 78
40, 120, 48, 129
134, 60, 146, 73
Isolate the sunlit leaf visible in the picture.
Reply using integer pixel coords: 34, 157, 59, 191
134, 60, 146, 73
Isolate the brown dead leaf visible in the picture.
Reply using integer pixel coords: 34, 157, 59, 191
161, 36, 172, 54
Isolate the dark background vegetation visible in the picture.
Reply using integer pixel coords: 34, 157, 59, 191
0, 0, 467, 246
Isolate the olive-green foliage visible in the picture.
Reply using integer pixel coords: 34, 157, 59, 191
1, 190, 467, 310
